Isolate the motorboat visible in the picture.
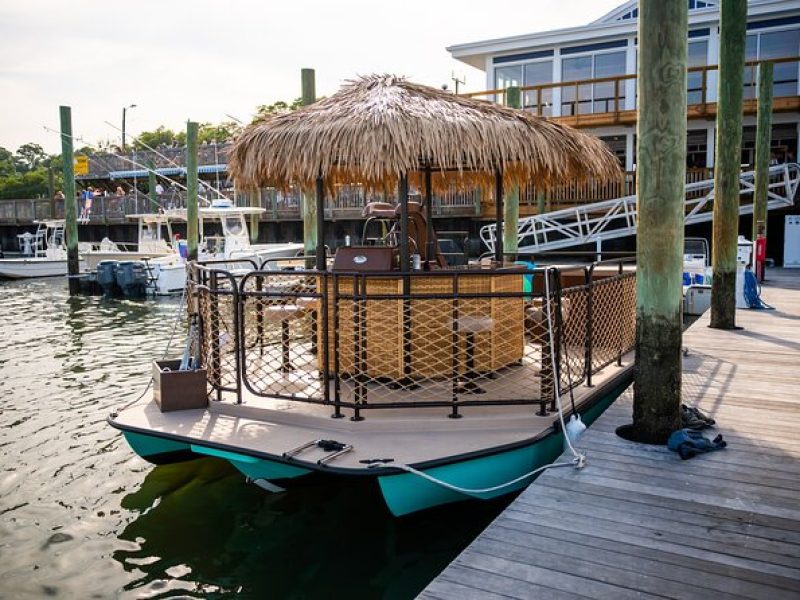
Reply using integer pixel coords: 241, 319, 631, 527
142, 199, 303, 295
83, 213, 176, 272
683, 237, 712, 316
0, 221, 86, 279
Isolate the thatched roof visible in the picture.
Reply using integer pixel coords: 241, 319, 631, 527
229, 74, 621, 193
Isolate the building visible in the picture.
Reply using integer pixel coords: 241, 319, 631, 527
448, 0, 800, 173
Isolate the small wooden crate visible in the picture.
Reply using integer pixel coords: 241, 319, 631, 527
152, 359, 208, 412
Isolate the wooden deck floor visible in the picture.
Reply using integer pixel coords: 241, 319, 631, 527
419, 269, 800, 600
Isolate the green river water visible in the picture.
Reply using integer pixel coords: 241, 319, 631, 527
0, 278, 515, 599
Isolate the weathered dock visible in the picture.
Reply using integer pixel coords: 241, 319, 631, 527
420, 269, 800, 599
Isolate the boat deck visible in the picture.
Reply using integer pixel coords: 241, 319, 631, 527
420, 269, 800, 599
112, 352, 633, 473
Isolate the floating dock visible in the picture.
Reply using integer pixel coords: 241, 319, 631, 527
420, 269, 800, 599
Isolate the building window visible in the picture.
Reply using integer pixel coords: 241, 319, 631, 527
599, 135, 626, 167
495, 61, 553, 115
687, 40, 708, 104
686, 129, 708, 169
494, 65, 522, 90
744, 28, 800, 99
523, 61, 553, 115
561, 51, 626, 116
761, 29, 800, 97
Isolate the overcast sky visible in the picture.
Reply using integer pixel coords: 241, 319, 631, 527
0, 0, 621, 154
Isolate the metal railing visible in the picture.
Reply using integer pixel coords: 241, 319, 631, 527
188, 261, 636, 420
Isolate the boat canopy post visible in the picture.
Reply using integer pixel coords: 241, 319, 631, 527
398, 173, 410, 272
424, 164, 434, 268
315, 176, 326, 271
494, 168, 504, 263
186, 121, 199, 262
59, 105, 80, 296
302, 68, 318, 269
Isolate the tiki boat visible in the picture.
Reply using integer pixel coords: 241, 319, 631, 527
110, 75, 635, 515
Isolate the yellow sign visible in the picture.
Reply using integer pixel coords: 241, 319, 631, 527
74, 155, 89, 176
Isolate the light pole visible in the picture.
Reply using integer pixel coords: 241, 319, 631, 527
121, 104, 137, 152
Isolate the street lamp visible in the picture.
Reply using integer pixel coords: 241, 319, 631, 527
121, 104, 137, 152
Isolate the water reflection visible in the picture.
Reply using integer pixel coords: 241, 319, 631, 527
115, 456, 514, 599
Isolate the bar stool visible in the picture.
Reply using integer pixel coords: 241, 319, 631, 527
264, 298, 315, 372
453, 315, 493, 394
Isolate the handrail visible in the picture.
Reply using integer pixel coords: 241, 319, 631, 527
188, 262, 637, 420
463, 55, 800, 108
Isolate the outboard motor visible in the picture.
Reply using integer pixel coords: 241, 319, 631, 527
114, 261, 148, 298
97, 260, 121, 296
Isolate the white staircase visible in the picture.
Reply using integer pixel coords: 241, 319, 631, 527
480, 163, 800, 254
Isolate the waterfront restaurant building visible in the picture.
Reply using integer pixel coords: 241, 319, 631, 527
447, 0, 800, 173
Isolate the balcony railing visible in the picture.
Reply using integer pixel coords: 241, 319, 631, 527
465, 56, 800, 125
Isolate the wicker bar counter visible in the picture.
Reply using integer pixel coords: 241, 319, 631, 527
319, 271, 525, 381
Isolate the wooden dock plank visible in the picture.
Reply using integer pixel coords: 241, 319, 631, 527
420, 269, 800, 599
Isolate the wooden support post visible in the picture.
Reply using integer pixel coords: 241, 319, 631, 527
537, 191, 546, 214
424, 165, 434, 266
631, 0, 688, 443
494, 169, 504, 263
147, 159, 157, 212
316, 176, 326, 271
504, 87, 521, 261
752, 61, 774, 243
60, 106, 80, 295
398, 174, 410, 272
710, 0, 747, 330
186, 121, 199, 262
250, 188, 260, 243
301, 68, 317, 267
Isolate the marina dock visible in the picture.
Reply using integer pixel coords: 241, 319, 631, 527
420, 269, 800, 599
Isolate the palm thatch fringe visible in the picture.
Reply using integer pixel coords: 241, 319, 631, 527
229, 74, 621, 194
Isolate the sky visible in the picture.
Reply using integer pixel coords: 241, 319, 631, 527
0, 0, 622, 154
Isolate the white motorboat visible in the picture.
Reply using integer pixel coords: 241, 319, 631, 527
143, 199, 303, 295
83, 213, 176, 272
0, 221, 86, 279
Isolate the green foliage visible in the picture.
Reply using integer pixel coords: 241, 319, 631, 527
0, 145, 61, 199
133, 126, 180, 150
198, 121, 242, 144
253, 98, 302, 122
14, 143, 47, 173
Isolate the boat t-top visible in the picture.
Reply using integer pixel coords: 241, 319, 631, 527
0, 220, 86, 279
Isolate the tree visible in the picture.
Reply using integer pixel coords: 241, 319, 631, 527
133, 126, 180, 150
15, 142, 47, 172
253, 98, 302, 123
198, 121, 242, 144
0, 147, 14, 177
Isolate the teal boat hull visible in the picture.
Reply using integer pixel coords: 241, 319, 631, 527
377, 389, 618, 516
118, 382, 623, 516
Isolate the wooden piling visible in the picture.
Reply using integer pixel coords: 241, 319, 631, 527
186, 121, 199, 261
710, 0, 747, 330
59, 106, 80, 296
631, 0, 687, 443
301, 69, 317, 267
752, 61, 774, 242
504, 87, 521, 260
250, 189, 260, 243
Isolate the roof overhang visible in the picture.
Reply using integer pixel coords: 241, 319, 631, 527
447, 0, 800, 72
